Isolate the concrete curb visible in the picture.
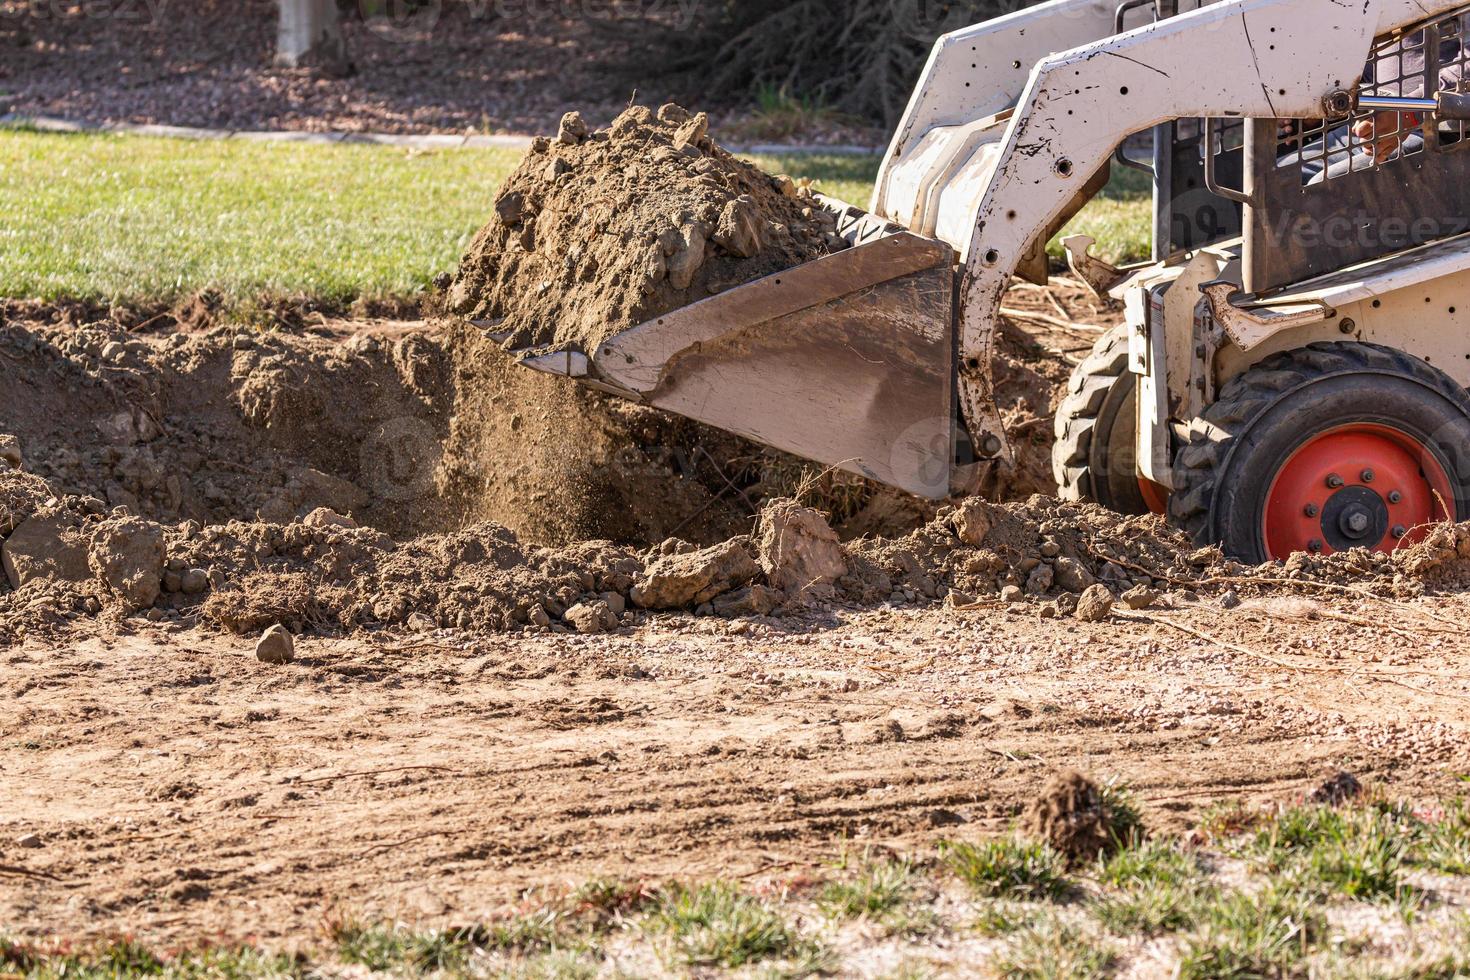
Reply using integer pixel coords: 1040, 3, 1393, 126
0, 114, 882, 156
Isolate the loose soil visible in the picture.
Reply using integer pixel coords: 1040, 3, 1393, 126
4, 295, 1470, 949
447, 104, 838, 356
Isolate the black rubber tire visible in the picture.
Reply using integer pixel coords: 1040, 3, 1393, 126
1052, 325, 1150, 514
1169, 341, 1470, 562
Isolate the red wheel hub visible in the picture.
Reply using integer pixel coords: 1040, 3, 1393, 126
1138, 477, 1170, 516
1262, 423, 1455, 559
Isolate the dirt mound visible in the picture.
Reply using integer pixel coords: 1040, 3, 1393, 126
840, 495, 1207, 605
446, 103, 838, 355
191, 520, 643, 635
1022, 770, 1137, 861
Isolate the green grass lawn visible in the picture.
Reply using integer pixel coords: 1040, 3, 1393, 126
0, 129, 1150, 311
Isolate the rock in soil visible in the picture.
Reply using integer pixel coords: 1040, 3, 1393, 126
631, 538, 759, 610
446, 102, 837, 357
255, 624, 295, 664
1021, 770, 1133, 862
1073, 583, 1115, 622
756, 498, 846, 596
0, 433, 21, 470
564, 599, 617, 634
1120, 585, 1158, 610
0, 469, 51, 537
3, 512, 91, 590
88, 516, 166, 612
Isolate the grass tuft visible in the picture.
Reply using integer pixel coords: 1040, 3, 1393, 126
645, 881, 823, 970
993, 921, 1116, 980
1091, 837, 1211, 936
1247, 804, 1415, 903
0, 939, 302, 979
1413, 798, 1470, 876
1177, 884, 1324, 980
942, 838, 1071, 901
818, 856, 918, 920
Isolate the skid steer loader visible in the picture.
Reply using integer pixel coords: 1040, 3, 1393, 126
514, 0, 1470, 563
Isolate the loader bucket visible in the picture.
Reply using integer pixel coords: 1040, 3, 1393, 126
516, 198, 957, 499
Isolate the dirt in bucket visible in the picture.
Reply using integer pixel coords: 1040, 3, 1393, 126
445, 103, 840, 356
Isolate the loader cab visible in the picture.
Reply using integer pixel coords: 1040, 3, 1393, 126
1092, 5, 1470, 563
1135, 5, 1470, 287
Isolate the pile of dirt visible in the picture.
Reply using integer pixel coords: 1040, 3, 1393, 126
1021, 770, 1139, 862
446, 103, 839, 356
0, 314, 774, 550
839, 495, 1211, 606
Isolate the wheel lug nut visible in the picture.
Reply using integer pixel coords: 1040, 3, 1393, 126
1303, 503, 1319, 517
1326, 474, 1344, 489
1388, 490, 1402, 504
1308, 539, 1324, 553
1361, 468, 1375, 482
1392, 524, 1407, 539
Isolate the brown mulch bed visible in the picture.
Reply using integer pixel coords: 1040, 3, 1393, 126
0, 0, 665, 135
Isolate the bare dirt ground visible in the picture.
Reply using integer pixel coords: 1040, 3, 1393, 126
3, 289, 1469, 950
3, 594, 1468, 946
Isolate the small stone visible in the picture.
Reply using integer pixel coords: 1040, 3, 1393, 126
631, 538, 759, 609
302, 507, 357, 530
255, 624, 294, 665
495, 189, 527, 226
1039, 539, 1061, 558
2, 514, 91, 589
88, 516, 166, 612
1120, 585, 1159, 610
16, 833, 41, 848
528, 605, 551, 628
1054, 557, 1097, 593
756, 499, 846, 596
1038, 602, 1059, 619
600, 591, 626, 617
1025, 564, 1054, 594
952, 498, 995, 546
1000, 584, 1024, 603
180, 568, 209, 595
713, 195, 764, 258
163, 570, 184, 593
1219, 589, 1241, 610
407, 612, 437, 631
0, 433, 21, 470
556, 110, 588, 145
565, 599, 617, 634
1073, 584, 1115, 623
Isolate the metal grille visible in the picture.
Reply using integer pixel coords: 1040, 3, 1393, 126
1275, 13, 1470, 186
